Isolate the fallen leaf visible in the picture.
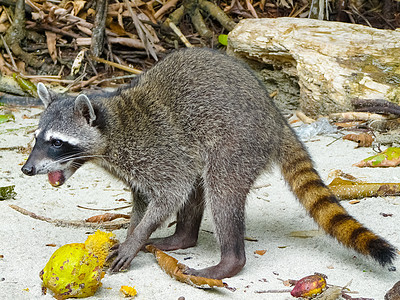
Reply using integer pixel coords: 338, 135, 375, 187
146, 245, 225, 288
244, 236, 258, 242
0, 185, 16, 200
354, 147, 400, 167
289, 230, 323, 238
328, 177, 400, 200
327, 169, 359, 183
343, 133, 374, 147
0, 113, 15, 124
349, 200, 360, 204
71, 49, 86, 76
45, 31, 57, 63
254, 250, 267, 255
85, 213, 130, 223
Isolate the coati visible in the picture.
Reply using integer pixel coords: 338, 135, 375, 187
21, 48, 396, 279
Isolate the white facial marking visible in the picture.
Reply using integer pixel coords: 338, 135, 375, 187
34, 128, 42, 138
44, 130, 80, 145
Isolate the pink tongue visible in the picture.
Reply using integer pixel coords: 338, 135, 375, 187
48, 171, 65, 187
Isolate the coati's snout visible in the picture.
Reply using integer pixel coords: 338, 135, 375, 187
21, 137, 81, 187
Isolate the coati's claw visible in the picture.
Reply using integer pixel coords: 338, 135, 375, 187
107, 241, 141, 273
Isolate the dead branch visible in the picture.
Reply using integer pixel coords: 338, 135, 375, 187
154, 0, 180, 20
123, 0, 158, 61
352, 98, 400, 116
9, 204, 129, 230
198, 0, 237, 31
91, 0, 108, 58
1, 0, 42, 68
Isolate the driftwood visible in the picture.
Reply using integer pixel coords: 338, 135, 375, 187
227, 18, 400, 117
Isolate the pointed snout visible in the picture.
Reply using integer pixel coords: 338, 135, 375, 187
21, 163, 37, 176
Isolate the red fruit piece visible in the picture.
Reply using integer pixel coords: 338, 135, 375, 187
290, 274, 326, 298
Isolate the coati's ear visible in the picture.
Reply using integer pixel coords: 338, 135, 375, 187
37, 83, 56, 108
74, 94, 96, 125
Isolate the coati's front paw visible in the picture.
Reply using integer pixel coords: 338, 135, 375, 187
107, 242, 137, 273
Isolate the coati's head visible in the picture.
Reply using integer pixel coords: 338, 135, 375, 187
21, 83, 105, 187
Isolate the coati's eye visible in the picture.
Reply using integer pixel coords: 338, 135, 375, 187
52, 139, 63, 148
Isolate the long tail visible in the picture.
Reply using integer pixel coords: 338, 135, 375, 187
279, 127, 396, 266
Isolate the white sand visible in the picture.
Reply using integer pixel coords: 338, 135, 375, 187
0, 106, 398, 299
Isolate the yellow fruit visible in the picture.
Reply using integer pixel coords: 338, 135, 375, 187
40, 243, 104, 299
120, 285, 138, 298
84, 230, 118, 267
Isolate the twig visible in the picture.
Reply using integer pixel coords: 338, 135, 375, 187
295, 111, 316, 124
3, 0, 42, 68
38, 24, 81, 39
166, 20, 193, 48
91, 0, 108, 58
9, 204, 130, 230
254, 289, 291, 293
0, 35, 17, 70
77, 204, 132, 211
155, 0, 180, 19
123, 0, 158, 61
245, 0, 258, 18
90, 56, 142, 74
198, 0, 237, 31
70, 74, 102, 91
190, 8, 213, 38
97, 74, 139, 84
352, 98, 400, 116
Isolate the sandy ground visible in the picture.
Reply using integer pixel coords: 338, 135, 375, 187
0, 105, 399, 300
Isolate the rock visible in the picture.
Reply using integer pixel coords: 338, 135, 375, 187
385, 281, 400, 300
227, 18, 400, 116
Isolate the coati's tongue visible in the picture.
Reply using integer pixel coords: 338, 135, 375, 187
48, 171, 65, 187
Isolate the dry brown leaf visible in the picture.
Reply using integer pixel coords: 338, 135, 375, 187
146, 245, 225, 288
343, 133, 374, 147
327, 169, 359, 183
349, 200, 360, 204
85, 213, 130, 223
108, 21, 133, 37
64, 0, 87, 16
0, 53, 13, 76
45, 31, 57, 63
0, 23, 9, 33
254, 249, 267, 255
328, 177, 400, 200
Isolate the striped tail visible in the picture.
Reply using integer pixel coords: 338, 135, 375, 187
279, 128, 396, 266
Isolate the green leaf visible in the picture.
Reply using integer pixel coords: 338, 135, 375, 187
0, 185, 16, 200
354, 147, 400, 167
0, 113, 15, 124
218, 34, 228, 46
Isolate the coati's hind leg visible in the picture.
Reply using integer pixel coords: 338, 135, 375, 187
184, 159, 249, 279
149, 179, 205, 250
